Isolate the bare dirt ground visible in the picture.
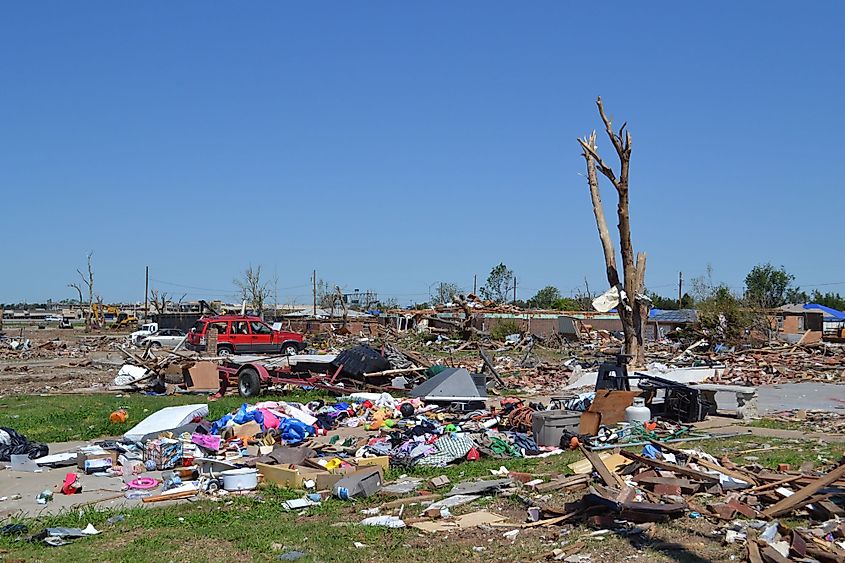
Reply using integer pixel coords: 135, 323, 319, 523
0, 326, 128, 394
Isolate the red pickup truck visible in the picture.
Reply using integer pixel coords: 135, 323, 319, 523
186, 315, 305, 356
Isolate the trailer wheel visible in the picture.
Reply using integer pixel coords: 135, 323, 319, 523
238, 367, 261, 398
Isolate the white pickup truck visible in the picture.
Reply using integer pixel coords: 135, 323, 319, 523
130, 323, 159, 345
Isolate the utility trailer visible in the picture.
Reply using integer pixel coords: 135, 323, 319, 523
216, 354, 353, 397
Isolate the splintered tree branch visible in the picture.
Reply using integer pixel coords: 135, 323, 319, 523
578, 136, 618, 188
595, 96, 632, 192
635, 252, 647, 296
579, 132, 620, 287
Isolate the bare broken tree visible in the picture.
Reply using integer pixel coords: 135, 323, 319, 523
73, 252, 96, 332
68, 283, 84, 324
333, 286, 349, 329
234, 265, 272, 318
150, 289, 171, 314
578, 97, 647, 366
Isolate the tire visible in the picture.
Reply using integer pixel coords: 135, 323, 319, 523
216, 345, 233, 357
282, 343, 299, 356
238, 367, 261, 398
149, 342, 162, 349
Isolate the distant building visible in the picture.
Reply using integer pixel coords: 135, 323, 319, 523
647, 308, 698, 340
774, 304, 824, 343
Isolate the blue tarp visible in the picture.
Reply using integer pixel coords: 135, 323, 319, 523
803, 303, 845, 321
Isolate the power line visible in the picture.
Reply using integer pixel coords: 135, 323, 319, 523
150, 278, 233, 293
151, 278, 310, 293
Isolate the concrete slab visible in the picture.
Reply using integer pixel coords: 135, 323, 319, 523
1, 441, 157, 518
757, 382, 845, 413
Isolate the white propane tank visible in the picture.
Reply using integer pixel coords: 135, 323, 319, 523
625, 397, 651, 424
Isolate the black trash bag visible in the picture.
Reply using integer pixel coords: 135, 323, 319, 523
331, 345, 390, 379
0, 427, 49, 462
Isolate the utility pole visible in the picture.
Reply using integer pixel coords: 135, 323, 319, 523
312, 270, 317, 317
473, 274, 477, 295
678, 271, 683, 308
513, 276, 517, 305
144, 266, 149, 321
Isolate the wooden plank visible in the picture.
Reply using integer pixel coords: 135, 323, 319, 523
746, 474, 804, 494
762, 462, 845, 518
533, 474, 589, 493
632, 475, 699, 492
379, 493, 441, 509
760, 544, 792, 563
521, 509, 584, 528
747, 541, 764, 563
579, 445, 625, 489
619, 450, 719, 482
393, 345, 431, 368
648, 439, 758, 485
578, 412, 601, 436
363, 367, 427, 378
142, 490, 198, 503
694, 457, 759, 486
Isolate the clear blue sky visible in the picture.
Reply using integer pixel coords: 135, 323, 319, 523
2, 2, 843, 305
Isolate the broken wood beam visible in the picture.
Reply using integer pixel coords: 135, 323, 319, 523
579, 445, 626, 489
619, 450, 719, 482
531, 474, 590, 493
762, 461, 845, 518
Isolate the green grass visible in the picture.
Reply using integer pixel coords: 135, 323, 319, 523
685, 434, 845, 470
0, 489, 438, 563
0, 391, 329, 443
745, 418, 805, 431
0, 453, 585, 563
1, 434, 842, 561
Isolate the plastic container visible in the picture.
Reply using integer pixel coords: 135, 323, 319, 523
220, 468, 258, 491
625, 398, 651, 424
532, 410, 581, 447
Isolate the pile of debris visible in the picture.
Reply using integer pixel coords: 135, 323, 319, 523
325, 439, 845, 562
0, 333, 122, 361
705, 343, 845, 385
759, 410, 845, 434
110, 346, 207, 393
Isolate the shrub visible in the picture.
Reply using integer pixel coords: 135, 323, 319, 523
491, 319, 523, 341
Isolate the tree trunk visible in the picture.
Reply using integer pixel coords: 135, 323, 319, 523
578, 97, 647, 367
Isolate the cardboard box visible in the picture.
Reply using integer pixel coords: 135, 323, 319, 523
246, 444, 274, 457
332, 466, 384, 499
77, 450, 118, 470
355, 456, 390, 472
257, 463, 342, 491
183, 361, 220, 391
